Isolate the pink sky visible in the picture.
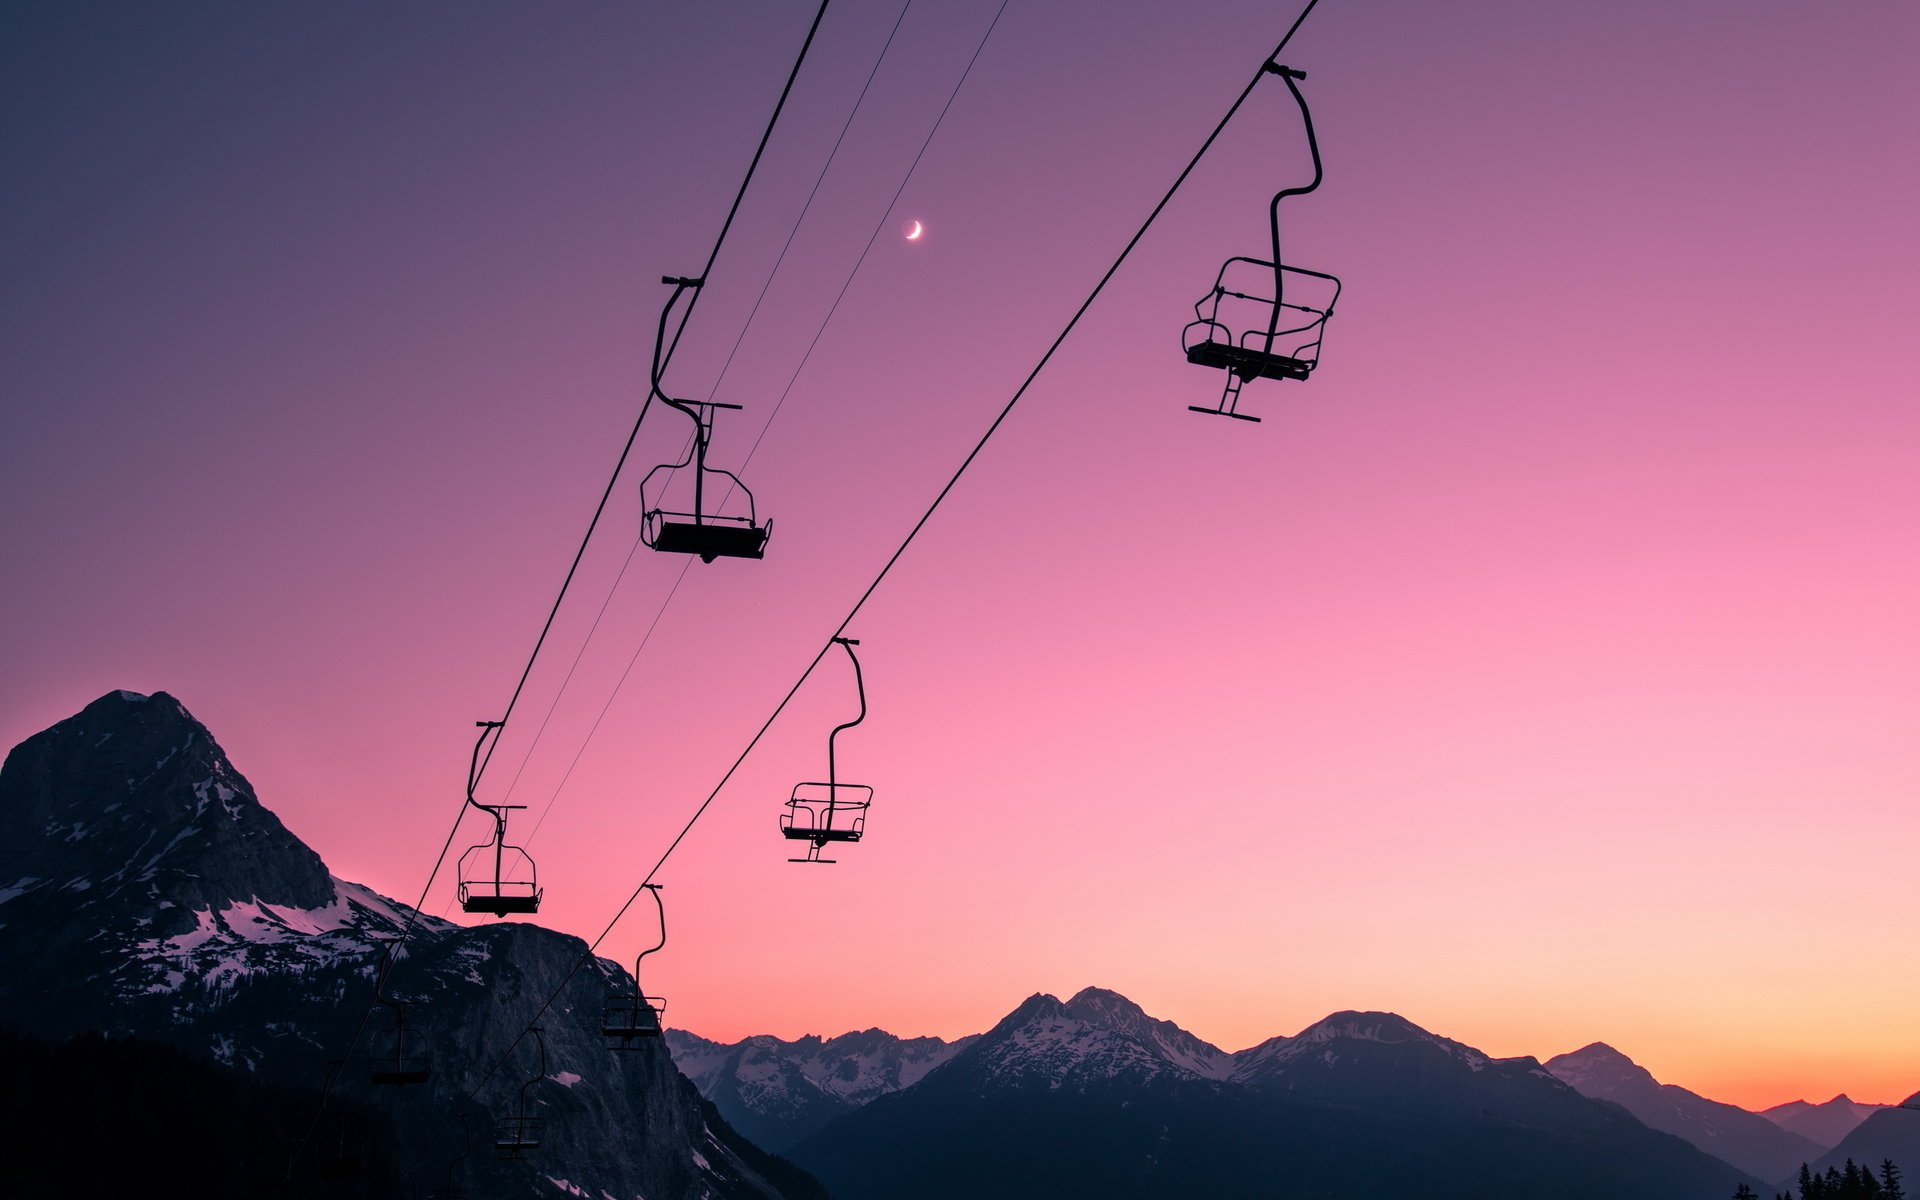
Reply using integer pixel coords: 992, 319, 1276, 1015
2, 0, 1916, 1110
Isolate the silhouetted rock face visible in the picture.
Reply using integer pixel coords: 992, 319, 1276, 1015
0, 690, 332, 910
1545, 1041, 1822, 1181
0, 692, 824, 1200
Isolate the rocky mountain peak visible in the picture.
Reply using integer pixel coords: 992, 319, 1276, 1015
0, 690, 334, 918
1544, 1042, 1660, 1094
1294, 1010, 1434, 1045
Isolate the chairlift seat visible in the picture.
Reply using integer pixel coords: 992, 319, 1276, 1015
779, 824, 863, 843
459, 881, 542, 916
782, 782, 871, 845
316, 1156, 362, 1180
370, 1057, 431, 1085
603, 996, 665, 1043
1185, 340, 1313, 382
494, 1115, 543, 1156
651, 518, 769, 562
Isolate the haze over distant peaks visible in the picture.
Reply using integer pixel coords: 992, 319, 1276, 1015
1758, 1093, 1891, 1151
1545, 1042, 1822, 1180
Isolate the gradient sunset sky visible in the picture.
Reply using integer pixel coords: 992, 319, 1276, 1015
3, 0, 1916, 1110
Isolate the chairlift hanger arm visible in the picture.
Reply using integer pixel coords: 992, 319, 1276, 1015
633, 884, 666, 990
826, 637, 867, 790
1265, 64, 1323, 342
465, 720, 507, 819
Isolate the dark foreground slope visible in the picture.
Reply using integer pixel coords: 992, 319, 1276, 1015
0, 691, 825, 1200
0, 1031, 403, 1199
790, 991, 1758, 1200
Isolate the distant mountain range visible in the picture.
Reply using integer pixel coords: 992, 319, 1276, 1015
1544, 1041, 1823, 1180
665, 1028, 975, 1152
1808, 1093, 1920, 1183
0, 691, 823, 1200
682, 991, 1918, 1198
780, 987, 1753, 1200
1761, 1094, 1891, 1149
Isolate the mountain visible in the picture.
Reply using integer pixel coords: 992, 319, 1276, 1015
665, 1026, 974, 1151
1545, 1041, 1822, 1180
1762, 1094, 1891, 1151
786, 987, 1759, 1200
1809, 1098, 1920, 1185
0, 690, 825, 1200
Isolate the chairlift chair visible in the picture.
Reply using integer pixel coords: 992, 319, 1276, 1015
369, 997, 430, 1085
1184, 62, 1342, 422
456, 721, 544, 917
639, 275, 773, 562
603, 885, 668, 1050
315, 1089, 362, 1180
428, 1115, 473, 1200
781, 638, 873, 864
639, 399, 771, 563
494, 1026, 549, 1159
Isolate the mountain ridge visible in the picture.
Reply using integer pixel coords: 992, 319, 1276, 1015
1545, 1041, 1823, 1181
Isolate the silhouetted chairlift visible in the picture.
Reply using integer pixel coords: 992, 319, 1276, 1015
603, 884, 668, 1049
456, 720, 544, 917
781, 637, 873, 864
369, 996, 431, 1085
639, 276, 772, 563
1184, 62, 1342, 422
429, 1114, 473, 1200
494, 1025, 548, 1158
314, 1072, 362, 1180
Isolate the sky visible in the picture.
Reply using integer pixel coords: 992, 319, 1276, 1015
2, 0, 1916, 1111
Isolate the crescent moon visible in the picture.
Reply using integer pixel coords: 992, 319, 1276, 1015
905, 220, 924, 241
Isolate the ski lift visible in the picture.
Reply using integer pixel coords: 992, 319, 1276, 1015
456, 721, 543, 917
369, 996, 430, 1085
1184, 62, 1342, 422
603, 884, 667, 1049
638, 276, 772, 563
494, 1026, 548, 1158
781, 637, 872, 864
429, 1114, 472, 1200
314, 1069, 362, 1180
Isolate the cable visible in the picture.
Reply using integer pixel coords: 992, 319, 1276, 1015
404, 0, 1322, 1175
485, 0, 915, 819
502, 0, 1003, 873
277, 1, 837, 1185
704, 0, 915, 407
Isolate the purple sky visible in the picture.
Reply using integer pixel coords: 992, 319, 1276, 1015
3, 0, 1917, 1107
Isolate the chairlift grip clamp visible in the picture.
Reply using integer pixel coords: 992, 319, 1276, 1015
1264, 63, 1306, 80
661, 275, 705, 288
833, 636, 860, 646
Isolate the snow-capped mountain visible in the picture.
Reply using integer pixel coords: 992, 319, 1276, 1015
1229, 1008, 1614, 1131
665, 1026, 973, 1151
1544, 1041, 1822, 1181
783, 988, 1758, 1200
0, 691, 824, 1200
1761, 1094, 1891, 1151
957, 988, 1236, 1093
